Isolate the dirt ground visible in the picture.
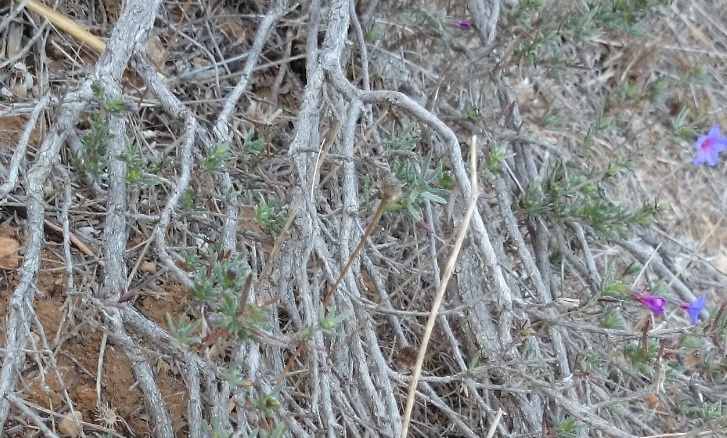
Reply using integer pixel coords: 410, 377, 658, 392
0, 228, 185, 435
0, 116, 178, 435
0, 150, 274, 436
0, 88, 293, 433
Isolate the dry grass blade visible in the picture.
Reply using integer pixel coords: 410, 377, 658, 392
14, 0, 107, 53
401, 136, 479, 437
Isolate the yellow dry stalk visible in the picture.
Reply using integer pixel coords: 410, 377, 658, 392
14, 0, 107, 53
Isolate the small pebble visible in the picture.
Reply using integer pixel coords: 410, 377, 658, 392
140, 261, 157, 274
58, 411, 83, 437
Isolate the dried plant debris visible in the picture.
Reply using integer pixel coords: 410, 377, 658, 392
0, 1, 725, 437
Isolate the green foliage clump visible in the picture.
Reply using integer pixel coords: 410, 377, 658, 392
73, 82, 138, 185
520, 159, 661, 237
186, 250, 267, 341
388, 150, 450, 222
254, 194, 284, 236
75, 114, 111, 185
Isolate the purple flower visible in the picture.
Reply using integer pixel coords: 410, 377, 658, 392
445, 18, 471, 30
680, 292, 707, 325
693, 124, 727, 166
634, 292, 667, 315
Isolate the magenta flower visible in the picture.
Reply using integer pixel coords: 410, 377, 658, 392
693, 124, 727, 166
445, 18, 472, 30
634, 292, 667, 315
679, 292, 707, 325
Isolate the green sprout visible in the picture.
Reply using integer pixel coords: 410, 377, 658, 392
117, 144, 158, 186
165, 313, 201, 347
203, 142, 230, 174
388, 151, 450, 222
254, 194, 284, 235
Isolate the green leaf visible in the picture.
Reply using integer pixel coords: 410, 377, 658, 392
165, 313, 201, 345
203, 142, 230, 173
420, 190, 447, 204
320, 309, 353, 333
91, 82, 104, 99
104, 96, 136, 115
243, 128, 266, 155
599, 309, 624, 330
220, 361, 250, 387
270, 423, 286, 438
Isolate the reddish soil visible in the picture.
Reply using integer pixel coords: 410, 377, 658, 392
0, 230, 189, 436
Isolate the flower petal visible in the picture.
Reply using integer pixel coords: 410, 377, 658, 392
689, 292, 707, 324
695, 135, 708, 151
680, 292, 707, 325
693, 126, 727, 166
713, 137, 727, 152
709, 124, 721, 138
635, 293, 667, 315
707, 151, 720, 166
